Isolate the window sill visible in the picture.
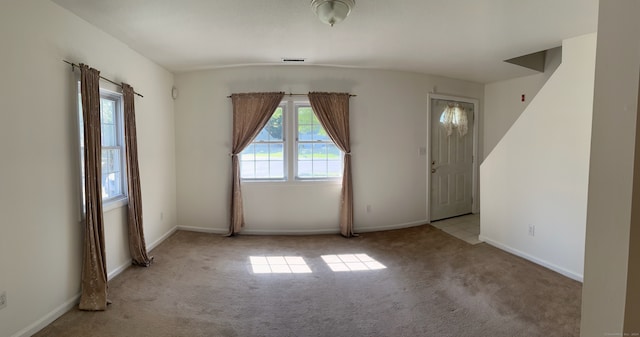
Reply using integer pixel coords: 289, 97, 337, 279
241, 179, 342, 186
103, 196, 129, 213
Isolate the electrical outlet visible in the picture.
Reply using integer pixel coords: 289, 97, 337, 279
528, 224, 535, 237
0, 291, 7, 310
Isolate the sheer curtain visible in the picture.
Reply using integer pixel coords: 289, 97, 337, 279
229, 92, 284, 235
122, 83, 153, 267
78, 64, 108, 311
308, 92, 354, 237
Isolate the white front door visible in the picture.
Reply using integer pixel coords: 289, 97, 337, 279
430, 98, 474, 221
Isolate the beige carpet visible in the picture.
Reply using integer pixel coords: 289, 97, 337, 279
35, 225, 581, 337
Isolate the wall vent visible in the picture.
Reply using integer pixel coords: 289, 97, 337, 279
281, 58, 306, 63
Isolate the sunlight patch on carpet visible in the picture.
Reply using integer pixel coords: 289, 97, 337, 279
321, 254, 386, 272
249, 256, 312, 274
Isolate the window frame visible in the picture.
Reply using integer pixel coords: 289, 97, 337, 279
77, 84, 129, 213
239, 102, 287, 181
239, 99, 343, 183
293, 102, 344, 181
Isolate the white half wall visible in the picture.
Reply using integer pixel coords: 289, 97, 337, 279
174, 66, 484, 234
479, 33, 596, 281
0, 1, 177, 336
482, 47, 562, 161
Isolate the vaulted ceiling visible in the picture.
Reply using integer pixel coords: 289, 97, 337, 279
50, 0, 598, 83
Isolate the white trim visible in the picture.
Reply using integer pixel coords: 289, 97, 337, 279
148, 225, 178, 251
356, 219, 429, 233
107, 260, 130, 281
177, 225, 228, 235
17, 226, 178, 337
176, 220, 431, 236
479, 235, 583, 282
10, 294, 80, 337
426, 93, 480, 221
242, 228, 339, 235
106, 225, 178, 281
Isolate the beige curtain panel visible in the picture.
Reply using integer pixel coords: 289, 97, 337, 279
122, 83, 153, 267
308, 92, 354, 237
78, 64, 109, 311
229, 92, 284, 235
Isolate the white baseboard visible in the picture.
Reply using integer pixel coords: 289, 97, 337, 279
177, 225, 228, 235
479, 235, 583, 282
17, 225, 179, 337
148, 225, 178, 251
242, 228, 339, 235
107, 261, 130, 281
10, 294, 80, 337
107, 225, 178, 281
178, 220, 430, 236
356, 219, 429, 233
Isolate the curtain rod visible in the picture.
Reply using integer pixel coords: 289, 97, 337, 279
227, 92, 357, 98
63, 60, 144, 98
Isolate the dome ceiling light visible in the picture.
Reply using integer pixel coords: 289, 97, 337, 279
311, 0, 355, 27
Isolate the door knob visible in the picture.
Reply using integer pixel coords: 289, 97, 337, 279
431, 168, 436, 173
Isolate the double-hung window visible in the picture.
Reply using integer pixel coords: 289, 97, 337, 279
78, 87, 128, 207
240, 104, 285, 180
295, 105, 343, 179
239, 100, 343, 181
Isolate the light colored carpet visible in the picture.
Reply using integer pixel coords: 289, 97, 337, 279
35, 225, 581, 337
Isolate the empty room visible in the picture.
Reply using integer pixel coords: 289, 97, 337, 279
1, 0, 639, 336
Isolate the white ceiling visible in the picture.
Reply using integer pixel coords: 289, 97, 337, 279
50, 0, 599, 83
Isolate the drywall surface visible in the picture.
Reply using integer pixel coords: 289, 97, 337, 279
174, 66, 484, 234
480, 34, 596, 281
581, 1, 640, 336
482, 47, 561, 161
0, 1, 177, 336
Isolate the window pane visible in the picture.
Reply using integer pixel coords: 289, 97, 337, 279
270, 161, 284, 178
101, 124, 116, 146
298, 107, 313, 124
102, 172, 121, 199
241, 161, 255, 179
270, 144, 283, 160
327, 144, 341, 160
254, 143, 268, 159
101, 99, 115, 123
298, 160, 312, 178
312, 161, 328, 177
298, 143, 313, 160
265, 108, 283, 141
101, 149, 122, 199
239, 106, 287, 180
328, 160, 343, 177
255, 161, 269, 179
298, 124, 313, 141
313, 125, 330, 141
241, 144, 255, 161
313, 143, 328, 160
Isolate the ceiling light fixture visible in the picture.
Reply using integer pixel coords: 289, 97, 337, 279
311, 0, 355, 27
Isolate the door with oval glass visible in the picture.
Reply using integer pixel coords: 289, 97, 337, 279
430, 98, 474, 221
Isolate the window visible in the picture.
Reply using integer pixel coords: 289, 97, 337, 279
239, 100, 343, 181
78, 87, 128, 206
240, 104, 285, 180
296, 105, 343, 179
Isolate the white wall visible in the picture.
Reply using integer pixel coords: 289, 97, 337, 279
0, 1, 177, 336
479, 34, 596, 281
174, 66, 483, 234
581, 1, 640, 335
483, 47, 562, 161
